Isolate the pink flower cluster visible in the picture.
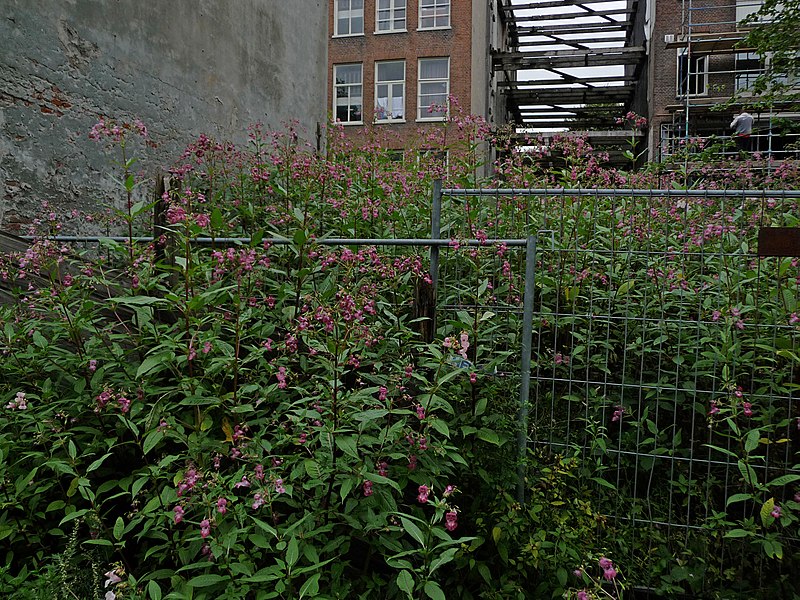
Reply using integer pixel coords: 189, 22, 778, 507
599, 556, 618, 580
6, 391, 27, 410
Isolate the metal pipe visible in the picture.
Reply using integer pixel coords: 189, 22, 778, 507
18, 235, 529, 247
430, 179, 443, 292
440, 188, 800, 198
517, 234, 537, 504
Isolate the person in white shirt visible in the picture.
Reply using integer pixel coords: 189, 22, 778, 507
730, 108, 754, 153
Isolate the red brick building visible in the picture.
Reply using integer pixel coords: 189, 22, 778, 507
327, 0, 512, 148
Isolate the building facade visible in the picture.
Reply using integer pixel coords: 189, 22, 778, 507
0, 0, 328, 232
327, 0, 512, 148
646, 0, 798, 160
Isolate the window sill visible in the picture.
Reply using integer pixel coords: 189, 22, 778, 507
332, 33, 365, 39
375, 119, 407, 124
336, 121, 364, 126
374, 29, 408, 35
417, 26, 451, 32
416, 117, 447, 122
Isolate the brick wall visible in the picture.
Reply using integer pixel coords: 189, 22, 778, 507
328, 0, 475, 148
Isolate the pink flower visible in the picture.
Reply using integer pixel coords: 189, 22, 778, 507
252, 493, 264, 510
598, 557, 613, 570
712, 310, 721, 321
363, 480, 373, 496
443, 485, 455, 497
445, 510, 458, 531
408, 454, 417, 470
577, 592, 588, 600
443, 337, 453, 348
573, 569, 583, 578
771, 505, 782, 519
104, 569, 122, 588
234, 475, 251, 489
603, 567, 618, 580
202, 341, 212, 354
173, 505, 185, 524
377, 461, 389, 477
275, 478, 286, 494
200, 519, 211, 538
117, 396, 130, 413
378, 386, 388, 401
216, 497, 228, 514
709, 401, 720, 415
469, 372, 477, 384
88, 359, 97, 372
416, 404, 425, 420
417, 484, 430, 504
298, 432, 307, 444
742, 401, 753, 417
612, 406, 624, 422
254, 464, 265, 481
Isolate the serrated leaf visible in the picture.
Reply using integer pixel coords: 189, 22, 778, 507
424, 580, 445, 600
298, 573, 320, 598
304, 459, 322, 479
188, 574, 229, 587
147, 580, 162, 600
726, 493, 754, 507
113, 516, 124, 541
142, 431, 162, 456
767, 474, 800, 487
760, 497, 776, 527
396, 570, 415, 596
335, 435, 360, 459
745, 428, 760, 453
723, 528, 752, 538
286, 536, 299, 568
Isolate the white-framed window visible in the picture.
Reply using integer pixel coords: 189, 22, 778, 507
735, 52, 762, 92
677, 50, 708, 96
334, 0, 364, 37
334, 64, 363, 124
419, 0, 450, 29
376, 0, 406, 33
375, 61, 405, 122
417, 57, 449, 120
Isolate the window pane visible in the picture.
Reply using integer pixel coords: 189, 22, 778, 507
378, 62, 404, 81
420, 59, 448, 79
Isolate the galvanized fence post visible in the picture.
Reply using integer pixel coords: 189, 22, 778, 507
430, 179, 442, 295
517, 234, 536, 504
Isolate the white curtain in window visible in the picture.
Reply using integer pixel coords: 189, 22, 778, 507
419, 59, 448, 80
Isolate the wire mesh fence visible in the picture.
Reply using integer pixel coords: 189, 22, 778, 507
437, 184, 800, 591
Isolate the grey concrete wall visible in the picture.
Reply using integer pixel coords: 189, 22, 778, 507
0, 0, 327, 232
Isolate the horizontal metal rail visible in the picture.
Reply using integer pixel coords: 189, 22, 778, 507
19, 236, 530, 247
441, 187, 800, 198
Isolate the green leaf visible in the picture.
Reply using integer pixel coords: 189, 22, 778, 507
286, 536, 299, 568
304, 459, 322, 479
400, 516, 426, 547
188, 574, 230, 587
298, 574, 320, 599
147, 580, 162, 600
143, 430, 163, 456
616, 280, 635, 296
335, 435, 360, 460
424, 580, 446, 600
760, 497, 776, 527
396, 570, 415, 597
744, 428, 760, 453
430, 419, 450, 438
86, 452, 113, 473
476, 428, 501, 446
113, 516, 124, 541
767, 474, 800, 487
726, 493, 754, 507
723, 528, 752, 538
737, 460, 758, 486
251, 516, 278, 538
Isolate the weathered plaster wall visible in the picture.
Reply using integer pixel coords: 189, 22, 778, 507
0, 0, 327, 231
